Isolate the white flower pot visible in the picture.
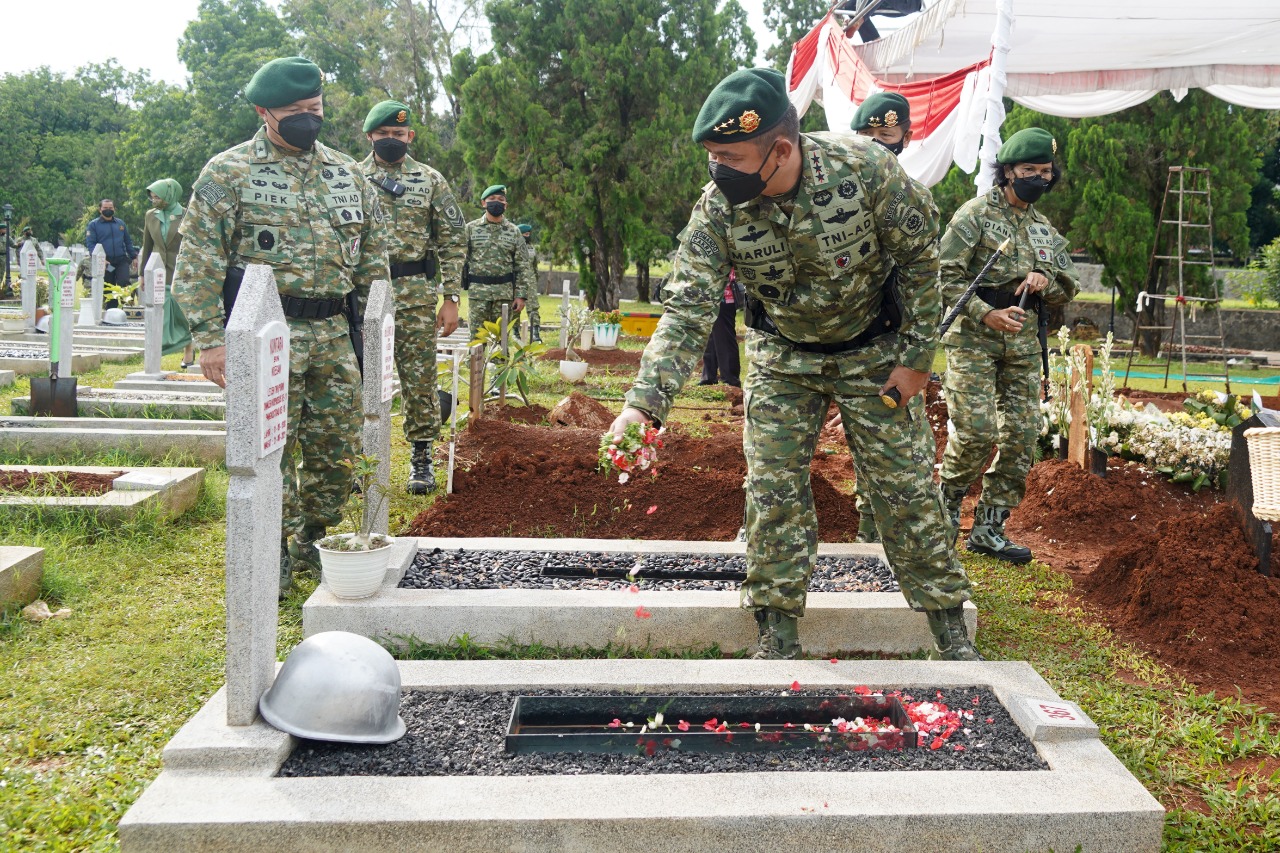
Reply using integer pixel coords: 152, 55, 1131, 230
0, 317, 23, 332
593, 323, 621, 349
559, 360, 589, 383
579, 328, 593, 351
317, 534, 394, 599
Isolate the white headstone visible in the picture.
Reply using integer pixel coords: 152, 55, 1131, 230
361, 279, 394, 536
142, 255, 164, 376
90, 245, 106, 326
20, 241, 38, 333
223, 264, 288, 726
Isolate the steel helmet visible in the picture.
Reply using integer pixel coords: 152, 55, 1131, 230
259, 631, 406, 743
102, 307, 128, 325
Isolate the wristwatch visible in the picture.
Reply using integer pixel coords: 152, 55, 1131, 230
445, 294, 460, 303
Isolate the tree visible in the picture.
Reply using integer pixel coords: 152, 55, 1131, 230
762, 0, 829, 133
457, 0, 754, 310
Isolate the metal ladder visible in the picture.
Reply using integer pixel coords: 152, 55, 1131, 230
1123, 166, 1231, 392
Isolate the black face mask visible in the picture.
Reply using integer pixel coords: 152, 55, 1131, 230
873, 138, 905, 157
272, 112, 323, 150
485, 201, 506, 217
373, 137, 408, 163
100, 209, 114, 219
707, 140, 780, 206
1011, 174, 1051, 204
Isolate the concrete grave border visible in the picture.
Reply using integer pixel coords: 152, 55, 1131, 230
11, 388, 224, 419
0, 352, 101, 375
0, 465, 204, 521
0, 545, 43, 608
0, 416, 225, 462
118, 658, 1164, 853
303, 537, 977, 656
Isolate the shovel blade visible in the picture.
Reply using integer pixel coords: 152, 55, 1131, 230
30, 376, 78, 417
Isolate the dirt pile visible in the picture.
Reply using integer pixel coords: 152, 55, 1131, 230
0, 469, 122, 496
480, 402, 551, 425
405, 418, 860, 541
539, 348, 642, 368
548, 392, 615, 431
1080, 504, 1280, 706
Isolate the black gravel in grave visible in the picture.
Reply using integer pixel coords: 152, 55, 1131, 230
0, 348, 47, 359
279, 687, 1046, 777
399, 549, 899, 593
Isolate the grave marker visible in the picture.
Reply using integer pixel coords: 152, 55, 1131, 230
1067, 344, 1094, 470
90, 245, 106, 325
360, 278, 393, 536
20, 241, 38, 333
223, 264, 288, 726
559, 280, 571, 350
142, 255, 165, 376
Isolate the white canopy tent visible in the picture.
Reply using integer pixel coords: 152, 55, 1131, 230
787, 0, 1280, 187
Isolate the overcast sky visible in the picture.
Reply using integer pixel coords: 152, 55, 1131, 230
1, 0, 781, 88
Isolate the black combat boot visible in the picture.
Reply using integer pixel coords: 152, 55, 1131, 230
968, 505, 1032, 564
407, 440, 436, 494
287, 525, 325, 579
530, 323, 542, 343
278, 542, 292, 599
750, 608, 802, 660
925, 605, 985, 661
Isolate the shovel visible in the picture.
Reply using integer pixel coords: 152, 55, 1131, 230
30, 258, 78, 417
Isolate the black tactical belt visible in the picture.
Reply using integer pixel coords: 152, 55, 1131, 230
391, 257, 438, 279
279, 293, 348, 320
976, 286, 1040, 312
465, 273, 515, 285
785, 318, 896, 354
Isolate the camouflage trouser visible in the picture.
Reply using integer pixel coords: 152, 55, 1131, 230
394, 286, 441, 443
280, 326, 362, 539
940, 343, 1040, 508
741, 332, 971, 617
525, 287, 541, 326
851, 461, 879, 542
468, 297, 523, 340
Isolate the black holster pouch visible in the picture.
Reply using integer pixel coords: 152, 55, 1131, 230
346, 290, 365, 377
222, 266, 245, 327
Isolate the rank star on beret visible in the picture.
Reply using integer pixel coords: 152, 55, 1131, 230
693, 68, 789, 144
481, 184, 506, 200
245, 56, 323, 109
363, 100, 412, 133
998, 127, 1057, 164
851, 92, 911, 131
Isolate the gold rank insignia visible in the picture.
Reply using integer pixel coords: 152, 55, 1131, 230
868, 116, 883, 127
1051, 138, 1058, 154
884, 110, 899, 127
715, 109, 761, 135
396, 109, 408, 123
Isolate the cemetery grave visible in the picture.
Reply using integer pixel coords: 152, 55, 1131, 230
0, 465, 204, 520
10, 387, 225, 418
0, 545, 43, 608
0, 415, 226, 461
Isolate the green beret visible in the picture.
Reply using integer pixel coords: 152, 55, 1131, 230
692, 68, 789, 144
517, 224, 531, 234
851, 92, 910, 131
998, 127, 1057, 164
481, 184, 506, 200
245, 57, 322, 109
363, 100, 411, 133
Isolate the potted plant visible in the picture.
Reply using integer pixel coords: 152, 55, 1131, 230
316, 455, 394, 599
559, 304, 594, 382
592, 308, 623, 349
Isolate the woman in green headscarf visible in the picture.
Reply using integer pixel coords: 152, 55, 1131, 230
141, 178, 194, 364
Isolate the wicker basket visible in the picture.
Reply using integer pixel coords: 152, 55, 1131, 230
1244, 427, 1280, 521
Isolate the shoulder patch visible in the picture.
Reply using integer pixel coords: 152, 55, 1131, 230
439, 194, 464, 229
196, 181, 230, 207
901, 207, 926, 237
688, 230, 721, 260
1056, 251, 1070, 269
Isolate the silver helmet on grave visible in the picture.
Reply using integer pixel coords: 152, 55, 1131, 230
259, 631, 406, 744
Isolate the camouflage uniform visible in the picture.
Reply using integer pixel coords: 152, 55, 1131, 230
355, 153, 466, 445
174, 126, 390, 551
522, 239, 541, 330
464, 217, 534, 337
938, 186, 1079, 543
625, 133, 972, 623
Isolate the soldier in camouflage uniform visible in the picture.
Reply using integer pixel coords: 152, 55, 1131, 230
464, 185, 534, 339
938, 128, 1079, 563
848, 92, 928, 546
608, 68, 980, 662
356, 100, 467, 494
173, 56, 390, 594
517, 224, 542, 341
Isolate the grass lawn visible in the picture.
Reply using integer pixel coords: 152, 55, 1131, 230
1, 341, 1276, 851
